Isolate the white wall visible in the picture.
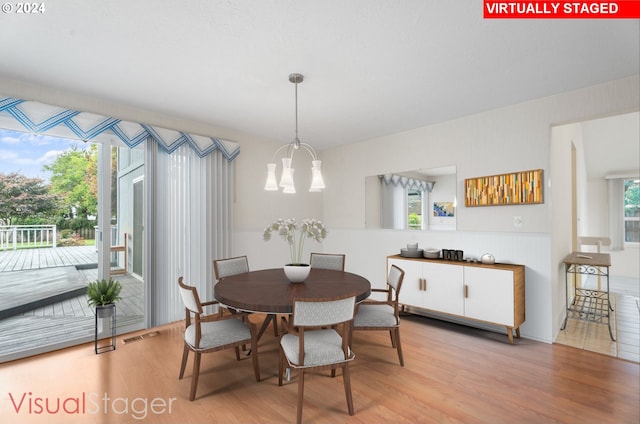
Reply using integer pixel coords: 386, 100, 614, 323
550, 123, 581, 337
586, 178, 609, 237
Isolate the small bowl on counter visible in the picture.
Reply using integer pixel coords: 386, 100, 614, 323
423, 249, 441, 259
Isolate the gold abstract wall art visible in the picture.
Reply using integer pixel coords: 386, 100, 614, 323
465, 169, 543, 207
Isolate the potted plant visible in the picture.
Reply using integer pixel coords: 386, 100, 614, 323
87, 278, 122, 311
87, 278, 122, 353
263, 218, 327, 282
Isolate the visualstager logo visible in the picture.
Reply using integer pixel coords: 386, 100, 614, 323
8, 391, 177, 420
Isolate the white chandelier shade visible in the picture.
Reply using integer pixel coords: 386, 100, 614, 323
309, 160, 325, 192
264, 73, 325, 193
264, 163, 278, 190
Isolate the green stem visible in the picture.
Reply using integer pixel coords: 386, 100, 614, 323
296, 231, 305, 264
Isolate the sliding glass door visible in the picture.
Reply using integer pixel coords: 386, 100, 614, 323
0, 129, 145, 362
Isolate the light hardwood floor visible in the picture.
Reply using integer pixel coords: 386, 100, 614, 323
556, 293, 640, 362
0, 314, 638, 424
555, 276, 640, 363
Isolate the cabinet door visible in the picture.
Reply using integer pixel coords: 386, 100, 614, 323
389, 259, 423, 308
422, 262, 464, 316
464, 267, 514, 326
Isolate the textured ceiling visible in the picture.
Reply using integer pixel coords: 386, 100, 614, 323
1, 0, 638, 150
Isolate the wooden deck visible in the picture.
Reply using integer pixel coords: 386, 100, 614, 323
0, 245, 98, 272
0, 246, 144, 363
0, 266, 87, 319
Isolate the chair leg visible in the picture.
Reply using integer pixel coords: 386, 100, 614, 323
189, 352, 201, 401
179, 345, 189, 379
234, 346, 241, 361
394, 328, 404, 367
297, 370, 305, 424
278, 347, 284, 386
342, 364, 355, 416
389, 329, 396, 348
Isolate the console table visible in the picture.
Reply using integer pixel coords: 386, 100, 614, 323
387, 255, 525, 344
560, 252, 615, 341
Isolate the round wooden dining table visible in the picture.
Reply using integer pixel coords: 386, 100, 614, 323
214, 268, 371, 314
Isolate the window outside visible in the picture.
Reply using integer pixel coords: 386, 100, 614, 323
407, 189, 423, 230
624, 178, 639, 243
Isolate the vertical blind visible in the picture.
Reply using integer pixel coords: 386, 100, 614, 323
607, 178, 624, 251
151, 143, 234, 325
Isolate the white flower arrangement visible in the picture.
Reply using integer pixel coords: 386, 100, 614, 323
263, 218, 327, 265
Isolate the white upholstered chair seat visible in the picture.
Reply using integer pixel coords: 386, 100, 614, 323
280, 329, 350, 367
184, 318, 252, 350
353, 304, 398, 328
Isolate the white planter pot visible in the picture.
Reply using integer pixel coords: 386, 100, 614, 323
96, 304, 115, 319
96, 304, 115, 335
283, 264, 311, 283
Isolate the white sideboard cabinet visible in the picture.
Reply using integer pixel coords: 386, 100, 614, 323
388, 255, 525, 344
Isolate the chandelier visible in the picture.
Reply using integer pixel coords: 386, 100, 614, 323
264, 73, 325, 193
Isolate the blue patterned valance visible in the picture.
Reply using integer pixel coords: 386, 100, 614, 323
0, 96, 240, 160
380, 174, 435, 192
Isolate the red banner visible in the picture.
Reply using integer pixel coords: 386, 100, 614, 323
484, 1, 640, 18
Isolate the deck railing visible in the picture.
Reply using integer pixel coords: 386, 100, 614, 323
0, 225, 57, 250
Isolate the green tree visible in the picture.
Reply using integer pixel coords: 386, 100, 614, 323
44, 144, 98, 219
408, 213, 422, 229
624, 180, 639, 217
0, 172, 59, 225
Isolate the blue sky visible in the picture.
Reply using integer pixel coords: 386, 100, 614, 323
0, 128, 89, 182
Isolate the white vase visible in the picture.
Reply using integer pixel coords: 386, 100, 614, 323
283, 264, 311, 283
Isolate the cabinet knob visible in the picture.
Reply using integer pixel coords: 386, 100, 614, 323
464, 284, 469, 298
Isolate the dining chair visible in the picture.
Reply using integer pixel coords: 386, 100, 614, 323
309, 252, 345, 271
353, 264, 405, 366
578, 236, 612, 291
213, 255, 279, 337
213, 255, 248, 318
213, 255, 250, 280
213, 255, 249, 314
177, 277, 261, 401
278, 294, 357, 424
